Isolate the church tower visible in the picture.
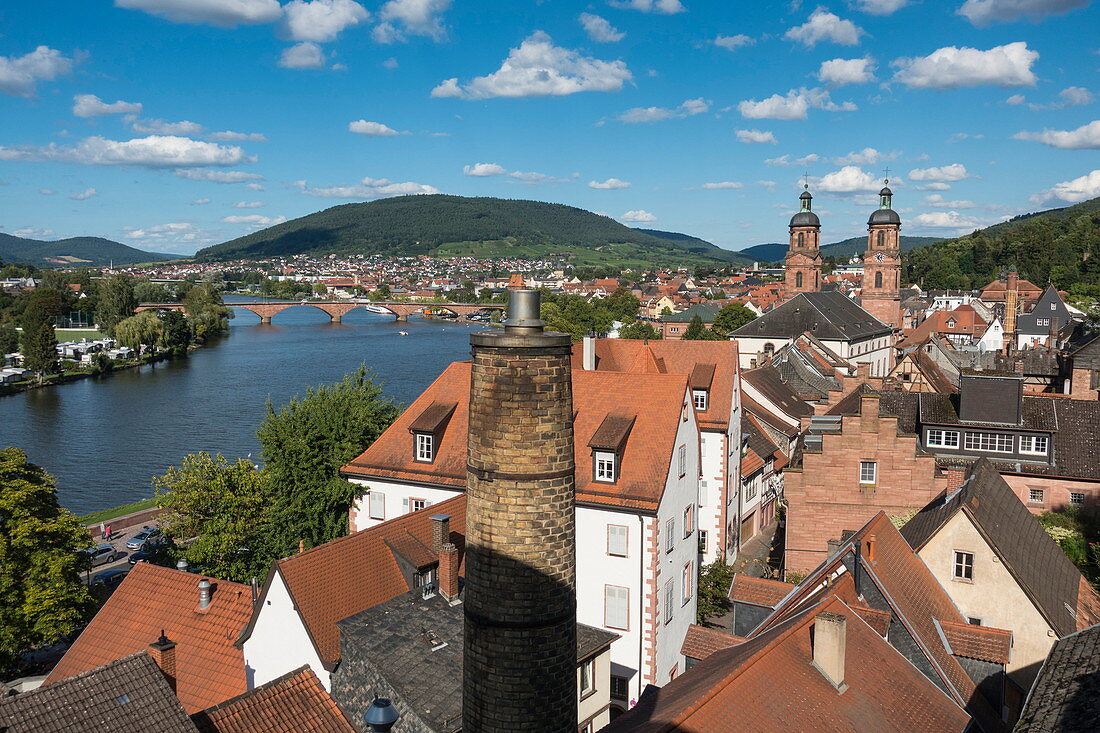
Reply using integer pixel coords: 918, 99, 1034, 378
784, 187, 822, 299
861, 182, 902, 328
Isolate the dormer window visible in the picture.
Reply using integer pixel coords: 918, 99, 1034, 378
688, 362, 716, 414
589, 414, 635, 485
408, 400, 457, 465
415, 433, 434, 462
595, 451, 617, 482
692, 389, 708, 411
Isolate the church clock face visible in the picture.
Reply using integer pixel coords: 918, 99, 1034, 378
874, 252, 886, 262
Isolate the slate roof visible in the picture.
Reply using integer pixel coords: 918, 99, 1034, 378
728, 574, 793, 608
680, 625, 742, 661
240, 494, 467, 670
0, 652, 196, 733
44, 562, 252, 714
742, 366, 813, 418
732, 291, 892, 342
901, 458, 1100, 637
332, 591, 617, 733
661, 303, 721, 323
191, 666, 355, 733
342, 361, 693, 512
1017, 623, 1100, 732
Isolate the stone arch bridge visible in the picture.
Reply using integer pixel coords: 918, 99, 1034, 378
135, 301, 504, 324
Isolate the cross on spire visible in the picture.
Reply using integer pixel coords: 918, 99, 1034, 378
801, 172, 811, 190
882, 166, 891, 185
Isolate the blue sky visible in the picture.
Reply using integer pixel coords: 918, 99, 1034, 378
1, 0, 1098, 255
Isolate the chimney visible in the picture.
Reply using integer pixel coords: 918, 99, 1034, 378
853, 540, 863, 597
464, 288, 577, 732
812, 612, 847, 690
582, 334, 596, 371
439, 542, 460, 601
298, 539, 305, 554
859, 394, 879, 433
148, 632, 177, 693
197, 578, 212, 610
1005, 271, 1019, 337
430, 514, 451, 554
865, 534, 876, 563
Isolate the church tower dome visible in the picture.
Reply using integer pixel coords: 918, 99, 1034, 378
862, 180, 902, 329
785, 186, 823, 299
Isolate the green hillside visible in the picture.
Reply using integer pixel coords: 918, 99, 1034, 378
906, 197, 1100, 291
740, 235, 943, 263
739, 242, 786, 262
633, 229, 753, 266
0, 233, 182, 267
195, 195, 744, 268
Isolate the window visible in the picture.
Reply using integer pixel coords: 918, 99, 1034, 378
967, 616, 983, 626
411, 498, 429, 512
415, 432, 434, 462
605, 585, 629, 630
698, 530, 708, 555
665, 518, 675, 553
610, 676, 628, 701
1029, 488, 1044, 503
368, 492, 385, 520
875, 271, 883, 289
953, 551, 974, 581
683, 505, 694, 538
1071, 492, 1085, 506
927, 429, 960, 449
877, 230, 885, 247
682, 563, 692, 605
1051, 302, 1058, 311
796, 271, 804, 289
678, 445, 687, 478
669, 664, 679, 681
692, 389, 708, 411
964, 432, 1013, 453
595, 451, 617, 482
664, 579, 675, 624
1019, 436, 1049, 455
415, 568, 436, 598
746, 479, 758, 501
579, 658, 595, 697
797, 232, 804, 247
607, 524, 628, 557
1037, 318, 1049, 327
859, 461, 877, 485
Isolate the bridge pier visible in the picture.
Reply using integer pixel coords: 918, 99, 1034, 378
260, 315, 272, 324
330, 315, 342, 323
394, 314, 409, 322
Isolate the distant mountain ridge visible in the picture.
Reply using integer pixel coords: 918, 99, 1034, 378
195, 195, 753, 268
0, 233, 182, 267
740, 235, 944, 263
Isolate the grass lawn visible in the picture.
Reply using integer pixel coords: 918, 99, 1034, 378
77, 497, 159, 526
56, 329, 107, 340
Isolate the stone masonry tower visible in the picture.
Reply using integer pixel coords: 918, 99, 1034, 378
785, 187, 822, 299
862, 182, 902, 328
464, 289, 577, 733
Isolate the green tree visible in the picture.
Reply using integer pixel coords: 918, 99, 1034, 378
154, 452, 270, 581
183, 283, 231, 342
132, 281, 173, 303
160, 310, 191, 355
696, 559, 736, 623
257, 366, 400, 554
712, 303, 757, 336
114, 310, 164, 354
20, 288, 61, 379
0, 324, 17, 354
0, 448, 93, 674
618, 320, 662, 340
682, 314, 722, 341
96, 275, 137, 335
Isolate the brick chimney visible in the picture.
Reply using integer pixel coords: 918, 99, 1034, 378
859, 394, 879, 433
148, 632, 177, 692
464, 289, 577, 732
439, 542, 460, 601
812, 612, 847, 690
430, 514, 451, 554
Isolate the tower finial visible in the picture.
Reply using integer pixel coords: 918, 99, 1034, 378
882, 166, 891, 186
801, 171, 811, 190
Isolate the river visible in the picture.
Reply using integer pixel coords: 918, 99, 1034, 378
0, 296, 481, 515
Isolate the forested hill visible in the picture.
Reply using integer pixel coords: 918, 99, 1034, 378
0, 233, 182, 267
740, 235, 943, 263
633, 228, 753, 265
906, 196, 1100, 291
195, 195, 750, 268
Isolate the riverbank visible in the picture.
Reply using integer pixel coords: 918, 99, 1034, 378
0, 349, 180, 398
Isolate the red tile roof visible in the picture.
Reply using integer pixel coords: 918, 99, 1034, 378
740, 449, 765, 477
729, 575, 794, 608
342, 361, 693, 513
45, 562, 252, 714
192, 666, 355, 733
680, 625, 743, 661
937, 620, 1012, 665
250, 494, 467, 669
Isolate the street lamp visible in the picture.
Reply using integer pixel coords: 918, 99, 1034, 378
363, 697, 400, 732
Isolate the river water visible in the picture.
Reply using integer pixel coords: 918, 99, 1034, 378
0, 297, 480, 515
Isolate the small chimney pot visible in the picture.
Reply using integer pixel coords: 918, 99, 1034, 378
439, 542, 460, 601
812, 612, 847, 691
197, 578, 212, 610
430, 514, 451, 554
148, 631, 177, 692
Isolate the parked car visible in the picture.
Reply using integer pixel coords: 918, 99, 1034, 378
90, 567, 129, 589
126, 527, 165, 552
81, 543, 119, 567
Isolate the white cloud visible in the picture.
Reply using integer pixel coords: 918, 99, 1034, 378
757, 180, 777, 188
914, 211, 983, 229
188, 198, 211, 205
507, 170, 565, 185
1013, 120, 1100, 149
431, 31, 631, 99
701, 181, 743, 189
619, 97, 710, 123
855, 0, 910, 14
463, 162, 507, 177
589, 178, 631, 189
233, 200, 264, 208
1006, 93, 1026, 105
609, 0, 685, 13
122, 222, 218, 248
0, 136, 251, 169
909, 163, 970, 181
115, 0, 282, 26
892, 42, 1038, 89
222, 214, 286, 227
815, 165, 883, 193
207, 130, 267, 142
129, 117, 205, 136
924, 193, 976, 208
817, 57, 875, 86
72, 94, 143, 118
915, 182, 952, 191
39, 189, 56, 195
738, 87, 856, 120
383, 57, 399, 69
373, 0, 451, 43
736, 129, 777, 144
785, 9, 863, 48
832, 147, 895, 165
348, 119, 402, 136
281, 0, 369, 42
297, 176, 439, 198
174, 169, 265, 183
619, 209, 657, 222
11, 227, 55, 239
0, 46, 77, 97
246, 182, 266, 190
69, 187, 98, 200
958, 0, 1089, 26
579, 13, 624, 42
1058, 86, 1094, 106
279, 42, 326, 69
1030, 170, 1100, 204
714, 34, 753, 51
765, 153, 821, 166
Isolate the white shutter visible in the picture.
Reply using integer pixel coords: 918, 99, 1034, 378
402, 497, 409, 512
369, 492, 385, 520
664, 580, 675, 624
608, 525, 628, 556
605, 586, 629, 629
